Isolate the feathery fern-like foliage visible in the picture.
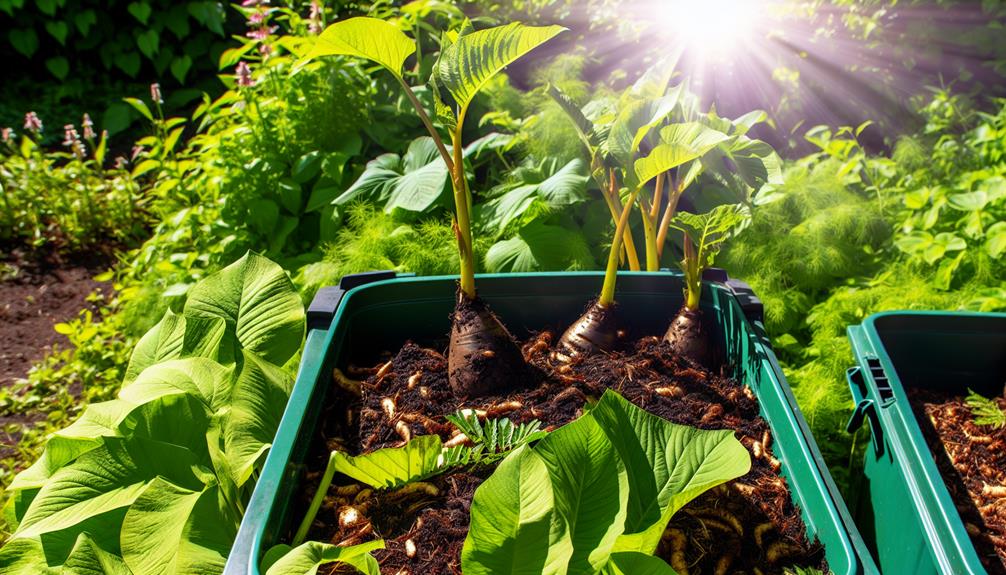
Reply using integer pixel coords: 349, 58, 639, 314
965, 389, 1006, 429
441, 411, 547, 467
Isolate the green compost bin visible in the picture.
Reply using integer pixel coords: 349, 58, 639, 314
845, 311, 1006, 574
224, 271, 876, 575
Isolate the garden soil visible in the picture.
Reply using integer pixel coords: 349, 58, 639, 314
0, 248, 111, 457
296, 331, 828, 575
911, 389, 1006, 575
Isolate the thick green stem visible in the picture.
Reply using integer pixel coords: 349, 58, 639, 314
656, 186, 682, 260
452, 125, 476, 300
683, 234, 701, 311
293, 451, 340, 546
602, 168, 641, 271
639, 194, 659, 272
599, 188, 640, 306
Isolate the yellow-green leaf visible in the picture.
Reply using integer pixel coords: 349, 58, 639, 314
309, 17, 414, 77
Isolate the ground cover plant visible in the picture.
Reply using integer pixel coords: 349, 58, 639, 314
0, 253, 304, 573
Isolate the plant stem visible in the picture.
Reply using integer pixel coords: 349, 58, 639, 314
600, 169, 641, 271
452, 123, 477, 299
599, 188, 640, 307
638, 192, 659, 272
651, 172, 664, 220
656, 176, 683, 260
293, 451, 340, 546
394, 75, 454, 173
683, 234, 701, 311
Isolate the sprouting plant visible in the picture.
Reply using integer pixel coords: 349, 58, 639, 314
548, 63, 780, 361
665, 204, 750, 363
304, 17, 564, 397
442, 410, 546, 466
965, 388, 1006, 429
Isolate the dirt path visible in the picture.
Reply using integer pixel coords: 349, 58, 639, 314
0, 250, 111, 388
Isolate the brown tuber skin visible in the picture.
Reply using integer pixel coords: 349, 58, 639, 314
664, 306, 711, 365
448, 290, 529, 398
555, 300, 619, 362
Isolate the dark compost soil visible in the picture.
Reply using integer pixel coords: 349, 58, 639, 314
0, 249, 111, 387
296, 331, 828, 575
910, 389, 1006, 574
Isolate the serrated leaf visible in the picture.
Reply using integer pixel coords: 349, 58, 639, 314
433, 22, 565, 118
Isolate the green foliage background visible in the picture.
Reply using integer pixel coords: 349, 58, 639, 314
1, 0, 1005, 558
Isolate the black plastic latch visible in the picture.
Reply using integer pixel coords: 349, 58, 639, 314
724, 278, 764, 323
306, 270, 398, 331
701, 268, 764, 323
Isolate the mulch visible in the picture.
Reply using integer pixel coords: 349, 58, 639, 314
911, 389, 1006, 574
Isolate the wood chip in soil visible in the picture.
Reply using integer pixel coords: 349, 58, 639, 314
296, 332, 828, 575
911, 389, 1006, 574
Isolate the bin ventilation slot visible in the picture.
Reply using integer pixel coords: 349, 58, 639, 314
866, 357, 893, 401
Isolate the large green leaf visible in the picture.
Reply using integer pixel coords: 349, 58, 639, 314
632, 123, 731, 189
590, 391, 750, 553
535, 414, 628, 573
433, 22, 565, 119
463, 391, 746, 574
121, 478, 235, 575
0, 538, 58, 574
222, 351, 295, 486
485, 220, 595, 273
9, 401, 132, 491
124, 311, 231, 384
331, 435, 442, 489
62, 532, 133, 575
13, 436, 203, 540
183, 252, 305, 366
308, 17, 414, 77
262, 540, 383, 575
118, 357, 230, 413
461, 446, 563, 575
607, 90, 682, 167
336, 137, 449, 215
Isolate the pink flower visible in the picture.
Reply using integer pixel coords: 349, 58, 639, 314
258, 42, 273, 57
82, 113, 96, 140
248, 11, 265, 24
131, 145, 145, 160
62, 124, 80, 147
236, 61, 255, 87
1, 128, 11, 143
246, 25, 277, 40
150, 83, 163, 104
23, 112, 42, 133
308, 0, 323, 34
115, 156, 129, 170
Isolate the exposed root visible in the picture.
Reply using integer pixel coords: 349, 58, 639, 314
333, 368, 363, 396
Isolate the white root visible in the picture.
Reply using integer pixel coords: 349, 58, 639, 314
405, 538, 417, 558
419, 386, 431, 399
333, 368, 362, 396
395, 420, 412, 442
767, 455, 782, 472
444, 432, 470, 448
654, 386, 683, 398
762, 429, 772, 449
982, 483, 1006, 498
376, 360, 393, 379
381, 397, 397, 420
752, 440, 764, 460
338, 506, 363, 528
407, 371, 422, 389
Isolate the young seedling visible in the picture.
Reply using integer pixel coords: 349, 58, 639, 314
665, 203, 749, 364
305, 17, 564, 396
548, 71, 733, 360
